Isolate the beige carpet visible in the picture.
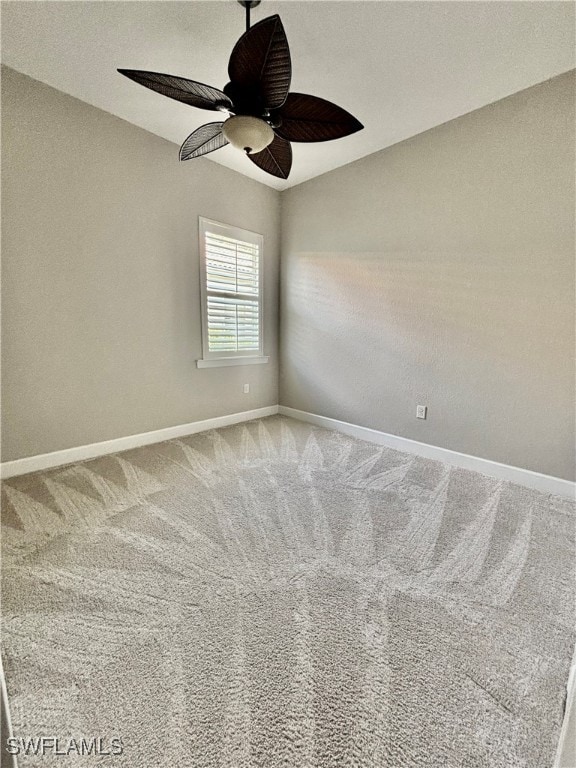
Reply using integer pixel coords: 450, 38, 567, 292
1, 415, 574, 767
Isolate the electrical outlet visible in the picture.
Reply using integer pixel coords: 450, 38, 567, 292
243, 383, 250, 394
416, 405, 427, 419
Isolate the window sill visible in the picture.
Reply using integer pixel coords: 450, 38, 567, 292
196, 356, 269, 369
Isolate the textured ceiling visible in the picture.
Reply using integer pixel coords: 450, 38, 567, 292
1, 1, 574, 190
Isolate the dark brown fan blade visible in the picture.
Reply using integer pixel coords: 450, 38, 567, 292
118, 70, 233, 111
274, 93, 363, 142
228, 15, 291, 110
180, 123, 228, 161
248, 134, 292, 179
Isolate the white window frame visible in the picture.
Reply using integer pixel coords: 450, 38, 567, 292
197, 217, 268, 368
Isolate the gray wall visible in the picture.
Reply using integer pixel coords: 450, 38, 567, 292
3, 67, 574, 480
1, 67, 280, 462
280, 71, 575, 481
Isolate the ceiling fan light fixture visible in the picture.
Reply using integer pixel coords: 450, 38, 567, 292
119, 10, 363, 178
222, 115, 274, 154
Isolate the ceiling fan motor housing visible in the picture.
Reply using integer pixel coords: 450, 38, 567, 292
223, 81, 266, 118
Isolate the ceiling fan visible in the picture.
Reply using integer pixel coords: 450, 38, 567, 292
118, 0, 363, 180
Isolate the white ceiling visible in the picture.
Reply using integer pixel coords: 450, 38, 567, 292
2, 1, 574, 190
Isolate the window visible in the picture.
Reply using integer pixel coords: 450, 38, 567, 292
197, 218, 268, 368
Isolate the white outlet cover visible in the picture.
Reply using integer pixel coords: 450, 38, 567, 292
416, 405, 427, 419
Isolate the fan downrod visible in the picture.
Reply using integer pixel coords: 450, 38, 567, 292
238, 0, 261, 31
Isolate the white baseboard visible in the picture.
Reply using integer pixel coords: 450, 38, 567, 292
554, 645, 576, 768
2, 404, 574, 499
0, 406, 279, 479
279, 406, 575, 500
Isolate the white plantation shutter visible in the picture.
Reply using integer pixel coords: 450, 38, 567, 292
199, 219, 264, 361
